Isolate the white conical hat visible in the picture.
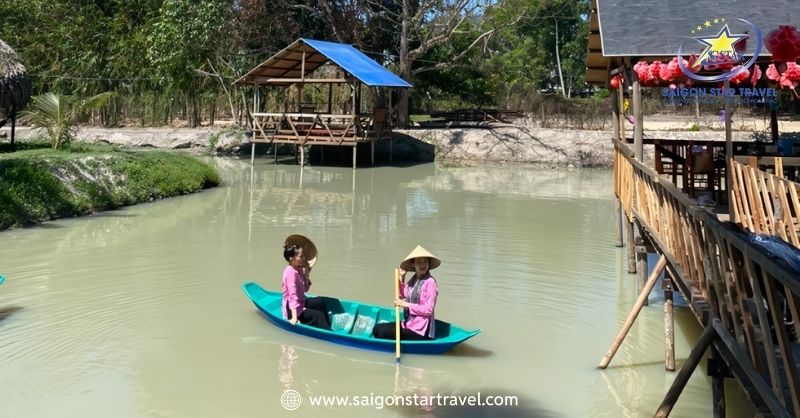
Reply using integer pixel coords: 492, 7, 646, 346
400, 245, 441, 271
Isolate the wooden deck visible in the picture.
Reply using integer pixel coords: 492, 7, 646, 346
250, 112, 391, 146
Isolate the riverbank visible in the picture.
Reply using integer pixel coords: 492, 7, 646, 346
0, 143, 220, 230
4, 124, 760, 167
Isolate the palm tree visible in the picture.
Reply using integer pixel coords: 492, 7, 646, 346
19, 92, 112, 149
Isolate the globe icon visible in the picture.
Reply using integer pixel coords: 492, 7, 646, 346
281, 389, 302, 410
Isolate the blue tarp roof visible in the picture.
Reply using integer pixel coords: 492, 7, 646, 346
235, 38, 411, 88
300, 39, 411, 88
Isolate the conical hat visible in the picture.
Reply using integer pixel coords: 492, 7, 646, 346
400, 245, 441, 271
285, 234, 318, 268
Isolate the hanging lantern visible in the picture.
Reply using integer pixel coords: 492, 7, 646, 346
633, 61, 652, 85
610, 74, 623, 89
750, 64, 762, 86
765, 25, 800, 63
729, 66, 750, 85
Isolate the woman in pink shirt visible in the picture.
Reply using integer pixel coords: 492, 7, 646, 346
282, 243, 331, 330
372, 245, 439, 340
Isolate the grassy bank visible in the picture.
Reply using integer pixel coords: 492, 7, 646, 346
0, 143, 220, 230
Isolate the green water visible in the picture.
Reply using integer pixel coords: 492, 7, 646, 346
0, 159, 754, 417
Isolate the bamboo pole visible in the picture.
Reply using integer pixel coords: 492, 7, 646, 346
627, 221, 636, 273
612, 88, 624, 247
724, 79, 733, 216
598, 255, 667, 369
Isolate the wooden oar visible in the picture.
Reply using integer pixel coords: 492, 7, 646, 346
394, 268, 401, 364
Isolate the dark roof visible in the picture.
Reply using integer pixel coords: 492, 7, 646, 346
0, 39, 31, 111
235, 38, 411, 88
585, 0, 800, 83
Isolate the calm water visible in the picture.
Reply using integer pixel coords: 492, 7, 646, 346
0, 159, 754, 417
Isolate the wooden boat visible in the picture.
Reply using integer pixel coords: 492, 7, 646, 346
242, 282, 480, 354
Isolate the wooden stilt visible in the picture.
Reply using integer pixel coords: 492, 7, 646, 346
371, 141, 375, 165
626, 220, 636, 273
598, 255, 666, 369
654, 320, 717, 417
710, 346, 726, 418
352, 145, 357, 169
250, 143, 255, 165
636, 240, 648, 306
300, 145, 305, 167
389, 138, 394, 163
664, 275, 676, 372
615, 202, 624, 247
274, 143, 278, 162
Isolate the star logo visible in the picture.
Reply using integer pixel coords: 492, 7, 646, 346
692, 23, 748, 70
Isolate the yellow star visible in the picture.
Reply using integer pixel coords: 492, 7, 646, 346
697, 26, 703, 31
694, 25, 747, 68
705, 20, 711, 27
714, 18, 720, 24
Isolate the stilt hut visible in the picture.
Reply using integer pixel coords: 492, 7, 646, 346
0, 39, 32, 147
235, 39, 412, 168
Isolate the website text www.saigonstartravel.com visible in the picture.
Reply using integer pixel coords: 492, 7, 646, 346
279, 389, 519, 411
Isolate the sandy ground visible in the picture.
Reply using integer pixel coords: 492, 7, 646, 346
0, 113, 784, 167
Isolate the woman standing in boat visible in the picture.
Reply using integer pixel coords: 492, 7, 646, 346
282, 242, 331, 330
373, 245, 439, 340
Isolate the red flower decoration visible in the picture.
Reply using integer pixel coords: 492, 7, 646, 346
729, 66, 750, 85
765, 25, 800, 63
767, 63, 781, 81
750, 65, 762, 86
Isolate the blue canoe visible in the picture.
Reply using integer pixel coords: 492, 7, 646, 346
0, 275, 4, 285
242, 282, 480, 354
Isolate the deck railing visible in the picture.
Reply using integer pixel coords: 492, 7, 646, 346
251, 112, 388, 145
614, 140, 800, 416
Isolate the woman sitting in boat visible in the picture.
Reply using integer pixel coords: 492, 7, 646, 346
282, 243, 331, 330
372, 245, 439, 340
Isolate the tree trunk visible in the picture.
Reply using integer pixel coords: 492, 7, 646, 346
554, 17, 566, 98
396, 0, 412, 128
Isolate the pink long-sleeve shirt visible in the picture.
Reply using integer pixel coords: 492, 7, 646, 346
399, 275, 438, 338
282, 265, 311, 319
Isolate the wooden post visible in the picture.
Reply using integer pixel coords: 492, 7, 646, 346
251, 142, 256, 165
598, 255, 666, 369
274, 143, 278, 163
710, 346, 726, 418
618, 79, 625, 143
632, 65, 643, 160
654, 320, 717, 417
636, 238, 648, 305
352, 145, 357, 169
371, 141, 375, 165
664, 274, 676, 371
627, 220, 636, 273
770, 107, 779, 143
615, 84, 624, 247
724, 79, 733, 217
300, 145, 305, 167
328, 83, 333, 114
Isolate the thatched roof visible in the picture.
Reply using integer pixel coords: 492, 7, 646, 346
0, 39, 31, 112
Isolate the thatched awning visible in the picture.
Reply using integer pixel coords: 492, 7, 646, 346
0, 39, 32, 112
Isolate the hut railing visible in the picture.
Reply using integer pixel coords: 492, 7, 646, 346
251, 112, 384, 144
614, 140, 800, 416
730, 158, 800, 249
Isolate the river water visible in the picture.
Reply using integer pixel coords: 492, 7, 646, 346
0, 159, 754, 417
